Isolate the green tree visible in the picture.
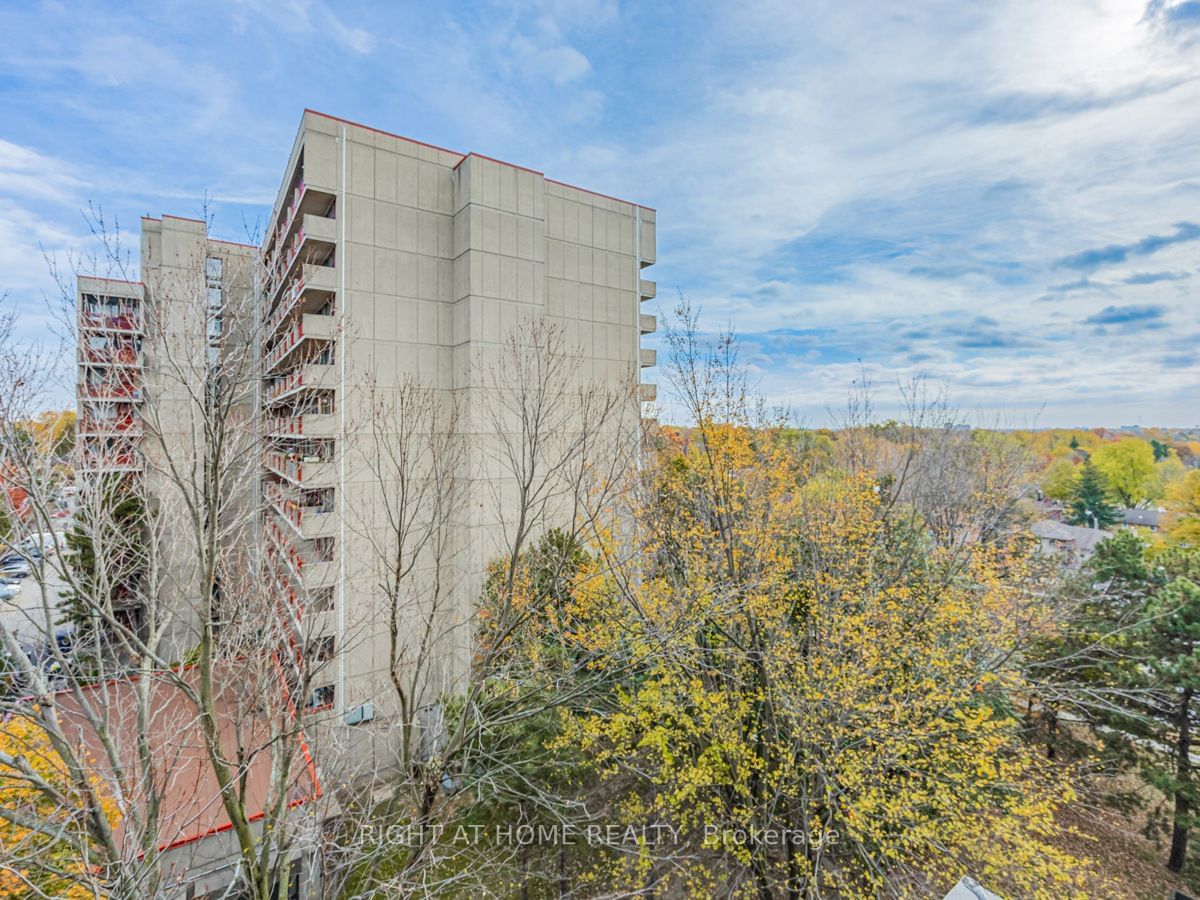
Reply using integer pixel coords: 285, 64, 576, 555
60, 481, 146, 658
1066, 460, 1120, 528
1165, 470, 1200, 548
1093, 438, 1157, 507
1136, 556, 1200, 872
1026, 536, 1200, 872
1040, 457, 1078, 501
1024, 531, 1155, 766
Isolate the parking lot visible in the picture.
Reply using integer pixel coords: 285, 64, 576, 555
0, 565, 69, 649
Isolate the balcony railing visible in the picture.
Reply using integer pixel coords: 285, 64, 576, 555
264, 450, 303, 484
80, 307, 141, 333
264, 321, 303, 374
264, 513, 307, 582
265, 180, 307, 266
79, 345, 141, 366
265, 220, 337, 304
265, 480, 333, 517
78, 415, 142, 436
265, 277, 305, 339
266, 365, 334, 406
267, 369, 304, 405
264, 508, 334, 580
80, 381, 143, 401
266, 413, 333, 438
265, 229, 307, 302
78, 450, 142, 471
264, 450, 332, 487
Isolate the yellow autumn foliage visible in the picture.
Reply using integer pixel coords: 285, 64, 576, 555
0, 713, 118, 898
533, 420, 1089, 897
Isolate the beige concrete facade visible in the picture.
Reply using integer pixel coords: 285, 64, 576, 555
259, 111, 657, 750
73, 110, 656, 895
76, 216, 257, 653
78, 109, 656, 766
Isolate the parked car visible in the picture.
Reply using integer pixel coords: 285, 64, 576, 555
0, 581, 19, 601
0, 556, 32, 578
19, 533, 64, 557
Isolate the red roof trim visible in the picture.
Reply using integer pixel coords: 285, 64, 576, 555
141, 215, 258, 249
546, 178, 655, 212
303, 108, 464, 161
452, 151, 544, 178
157, 794, 318, 854
77, 276, 144, 287
302, 109, 653, 212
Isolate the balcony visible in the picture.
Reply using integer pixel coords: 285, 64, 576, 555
639, 279, 656, 301
264, 181, 337, 265
264, 217, 337, 305
265, 482, 336, 540
266, 413, 336, 439
79, 344, 141, 367
80, 380, 143, 402
640, 348, 657, 368
78, 415, 142, 437
264, 271, 338, 341
266, 364, 336, 406
264, 512, 337, 589
80, 306, 142, 334
263, 450, 335, 488
638, 383, 658, 402
77, 449, 142, 472
264, 316, 337, 374
639, 314, 657, 335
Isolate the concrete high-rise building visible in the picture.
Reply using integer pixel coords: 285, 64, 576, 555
76, 215, 257, 648
72, 109, 658, 895
258, 110, 657, 745
76, 105, 656, 767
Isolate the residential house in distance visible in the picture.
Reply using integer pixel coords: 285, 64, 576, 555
1119, 508, 1163, 532
1030, 519, 1109, 568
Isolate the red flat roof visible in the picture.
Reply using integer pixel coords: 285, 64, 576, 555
43, 660, 322, 854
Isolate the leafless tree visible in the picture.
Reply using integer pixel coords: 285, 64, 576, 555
335, 317, 640, 897
0, 213, 342, 899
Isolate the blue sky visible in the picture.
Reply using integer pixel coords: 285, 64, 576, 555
1, 0, 1198, 426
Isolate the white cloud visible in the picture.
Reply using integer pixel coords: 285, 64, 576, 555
0, 139, 86, 204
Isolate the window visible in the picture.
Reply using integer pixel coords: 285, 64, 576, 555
313, 537, 335, 562
315, 635, 335, 664
302, 488, 334, 513
298, 439, 334, 463
306, 684, 334, 709
311, 343, 334, 366
207, 286, 223, 309
310, 585, 334, 612
205, 257, 223, 281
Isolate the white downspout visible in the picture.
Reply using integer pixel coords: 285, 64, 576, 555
337, 125, 347, 717
634, 206, 644, 471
